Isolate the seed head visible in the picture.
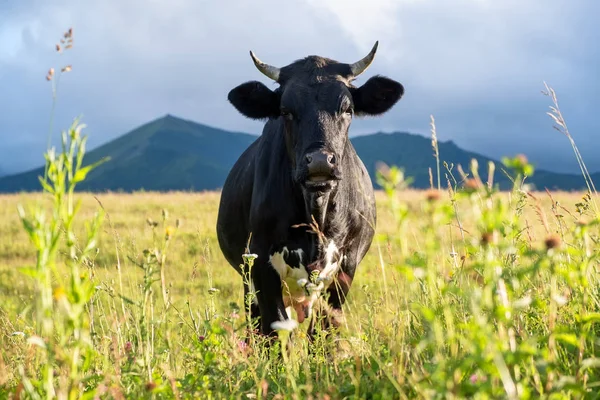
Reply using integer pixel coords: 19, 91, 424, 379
56, 44, 61, 52
61, 65, 72, 73
544, 235, 562, 250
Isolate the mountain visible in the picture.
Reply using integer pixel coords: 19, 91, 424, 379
0, 115, 256, 193
0, 114, 597, 193
352, 132, 599, 191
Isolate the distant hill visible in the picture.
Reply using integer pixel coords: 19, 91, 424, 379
0, 114, 597, 193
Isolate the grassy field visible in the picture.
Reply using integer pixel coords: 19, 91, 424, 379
3, 36, 600, 397
2, 168, 600, 399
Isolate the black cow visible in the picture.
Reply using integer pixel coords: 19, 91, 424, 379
216, 42, 404, 338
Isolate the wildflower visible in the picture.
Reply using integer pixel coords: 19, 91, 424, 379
515, 154, 528, 166
237, 340, 249, 353
124, 341, 132, 353
544, 234, 561, 250
480, 231, 496, 246
53, 286, 66, 300
27, 336, 46, 349
242, 253, 258, 262
165, 226, 175, 239
271, 319, 298, 332
552, 294, 568, 306
145, 381, 157, 392
576, 218, 589, 227
198, 335, 205, 342
513, 295, 532, 309
424, 189, 442, 202
463, 178, 481, 191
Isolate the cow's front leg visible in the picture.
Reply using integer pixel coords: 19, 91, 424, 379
308, 241, 354, 340
324, 269, 353, 326
251, 258, 289, 337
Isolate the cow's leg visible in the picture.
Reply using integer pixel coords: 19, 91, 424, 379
306, 241, 348, 341
251, 257, 289, 338
324, 269, 354, 325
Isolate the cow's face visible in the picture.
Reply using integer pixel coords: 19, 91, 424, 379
228, 42, 404, 192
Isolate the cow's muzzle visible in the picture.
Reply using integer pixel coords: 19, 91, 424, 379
304, 150, 341, 185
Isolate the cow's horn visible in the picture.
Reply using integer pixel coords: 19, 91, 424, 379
349, 41, 379, 77
249, 50, 280, 82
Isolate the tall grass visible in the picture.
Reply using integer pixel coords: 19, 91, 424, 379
1, 29, 600, 399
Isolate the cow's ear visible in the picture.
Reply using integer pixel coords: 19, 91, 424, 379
228, 81, 280, 120
351, 75, 404, 116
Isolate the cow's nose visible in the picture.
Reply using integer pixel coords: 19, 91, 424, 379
305, 151, 335, 177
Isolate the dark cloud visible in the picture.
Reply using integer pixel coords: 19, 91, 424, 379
0, 0, 598, 176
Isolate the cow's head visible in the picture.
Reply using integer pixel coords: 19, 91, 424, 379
228, 42, 404, 192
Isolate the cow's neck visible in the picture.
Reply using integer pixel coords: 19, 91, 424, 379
303, 189, 334, 233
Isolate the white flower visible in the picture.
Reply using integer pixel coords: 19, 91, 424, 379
242, 253, 258, 261
27, 335, 46, 349
297, 278, 308, 287
513, 295, 532, 310
271, 319, 299, 332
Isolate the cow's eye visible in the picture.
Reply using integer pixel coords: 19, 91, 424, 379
343, 107, 354, 118
280, 108, 294, 121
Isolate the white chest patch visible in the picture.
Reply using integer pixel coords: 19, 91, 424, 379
269, 241, 344, 323
269, 247, 309, 306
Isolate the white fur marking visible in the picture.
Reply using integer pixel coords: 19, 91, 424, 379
320, 240, 341, 280
269, 247, 310, 312
298, 240, 343, 320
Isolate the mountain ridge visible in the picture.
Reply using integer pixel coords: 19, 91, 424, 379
0, 114, 596, 193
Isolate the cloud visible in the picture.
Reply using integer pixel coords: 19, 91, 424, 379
0, 0, 598, 175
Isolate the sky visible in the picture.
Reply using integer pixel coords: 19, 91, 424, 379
1, 0, 599, 176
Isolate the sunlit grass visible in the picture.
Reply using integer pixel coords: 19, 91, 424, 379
2, 25, 600, 400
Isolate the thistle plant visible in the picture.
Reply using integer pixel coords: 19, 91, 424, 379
17, 119, 109, 399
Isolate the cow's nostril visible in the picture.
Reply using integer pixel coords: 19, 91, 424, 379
306, 155, 313, 163
328, 154, 335, 164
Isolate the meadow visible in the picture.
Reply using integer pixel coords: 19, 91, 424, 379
2, 27, 600, 400
1, 130, 600, 399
